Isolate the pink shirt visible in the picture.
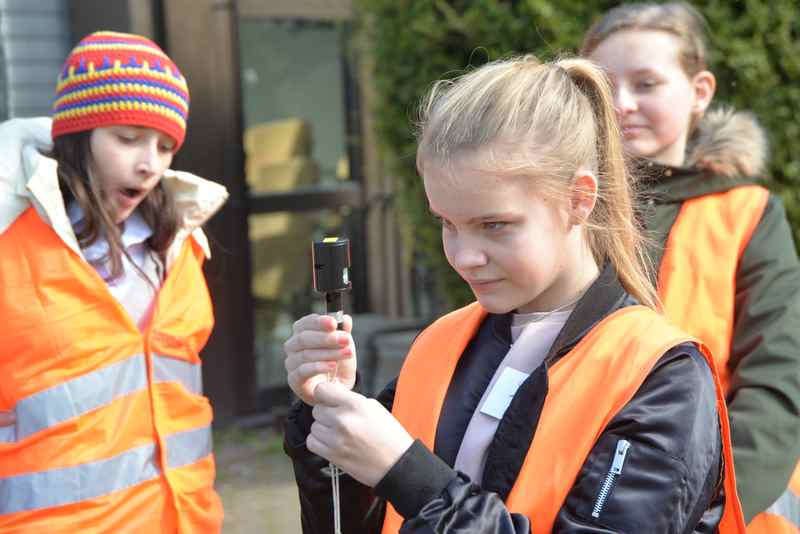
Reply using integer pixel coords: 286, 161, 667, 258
454, 309, 571, 483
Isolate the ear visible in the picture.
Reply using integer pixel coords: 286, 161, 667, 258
569, 171, 598, 226
691, 70, 716, 114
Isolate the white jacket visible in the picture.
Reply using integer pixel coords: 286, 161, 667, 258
0, 117, 228, 267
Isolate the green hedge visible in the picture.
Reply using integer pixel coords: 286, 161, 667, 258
357, 0, 800, 310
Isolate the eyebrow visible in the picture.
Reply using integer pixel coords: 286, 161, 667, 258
427, 207, 518, 224
629, 67, 661, 77
467, 213, 518, 224
608, 67, 661, 82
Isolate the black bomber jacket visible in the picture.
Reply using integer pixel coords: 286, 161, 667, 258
283, 265, 728, 533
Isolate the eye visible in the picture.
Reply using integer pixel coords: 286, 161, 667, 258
482, 221, 507, 231
158, 143, 175, 154
116, 133, 137, 144
635, 78, 659, 91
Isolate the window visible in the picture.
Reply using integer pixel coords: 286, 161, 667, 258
238, 12, 363, 409
0, 0, 69, 118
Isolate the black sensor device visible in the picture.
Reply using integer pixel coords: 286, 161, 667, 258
312, 237, 351, 329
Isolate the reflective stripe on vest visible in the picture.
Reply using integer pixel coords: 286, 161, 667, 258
746, 462, 800, 533
0, 425, 212, 514
765, 488, 800, 529
154, 354, 203, 395
167, 425, 213, 469
382, 303, 746, 534
658, 186, 800, 533
0, 354, 203, 444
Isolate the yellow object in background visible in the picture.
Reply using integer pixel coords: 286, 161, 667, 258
244, 118, 319, 302
244, 118, 312, 172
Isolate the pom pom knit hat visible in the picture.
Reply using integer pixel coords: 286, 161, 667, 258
52, 31, 189, 150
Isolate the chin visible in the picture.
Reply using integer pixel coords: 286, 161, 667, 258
475, 296, 516, 315
624, 143, 653, 160
114, 210, 134, 224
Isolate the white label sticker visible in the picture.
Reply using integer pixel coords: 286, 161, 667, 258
479, 367, 529, 420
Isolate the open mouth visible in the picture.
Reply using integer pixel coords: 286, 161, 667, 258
121, 187, 143, 199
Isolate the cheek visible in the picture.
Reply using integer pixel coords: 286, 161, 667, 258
88, 161, 112, 192
513, 234, 558, 275
159, 153, 174, 173
92, 150, 126, 180
647, 90, 693, 133
441, 232, 457, 265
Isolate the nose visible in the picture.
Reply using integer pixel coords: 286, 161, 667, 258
446, 235, 489, 272
614, 86, 637, 117
135, 142, 161, 179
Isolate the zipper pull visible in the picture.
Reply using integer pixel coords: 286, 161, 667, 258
610, 439, 631, 474
591, 439, 631, 518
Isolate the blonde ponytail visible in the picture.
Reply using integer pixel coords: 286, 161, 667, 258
555, 59, 659, 309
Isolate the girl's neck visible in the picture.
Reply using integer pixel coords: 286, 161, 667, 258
648, 135, 688, 167
557, 232, 602, 310
519, 257, 600, 314
560, 260, 600, 310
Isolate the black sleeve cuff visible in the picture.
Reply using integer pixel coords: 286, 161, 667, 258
282, 399, 315, 453
373, 439, 458, 519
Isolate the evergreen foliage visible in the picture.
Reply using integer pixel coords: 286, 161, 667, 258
358, 0, 800, 309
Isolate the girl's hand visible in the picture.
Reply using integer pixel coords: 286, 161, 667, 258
308, 381, 414, 488
0, 411, 15, 427
284, 314, 356, 405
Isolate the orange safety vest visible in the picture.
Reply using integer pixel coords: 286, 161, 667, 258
382, 302, 745, 533
0, 207, 222, 533
659, 185, 799, 533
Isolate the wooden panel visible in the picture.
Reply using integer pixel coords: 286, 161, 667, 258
68, 0, 131, 42
163, 0, 256, 418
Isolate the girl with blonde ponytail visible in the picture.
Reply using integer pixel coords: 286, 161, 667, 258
282, 55, 745, 533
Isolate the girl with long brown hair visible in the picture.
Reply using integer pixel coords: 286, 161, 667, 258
0, 31, 227, 532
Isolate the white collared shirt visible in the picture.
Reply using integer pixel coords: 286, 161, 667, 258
68, 203, 163, 329
0, 118, 227, 265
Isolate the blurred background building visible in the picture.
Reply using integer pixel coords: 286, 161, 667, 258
6, 0, 795, 427
0, 0, 427, 423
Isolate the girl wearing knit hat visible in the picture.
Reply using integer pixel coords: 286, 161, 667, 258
0, 31, 227, 532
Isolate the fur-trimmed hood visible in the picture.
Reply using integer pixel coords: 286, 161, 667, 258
685, 107, 768, 178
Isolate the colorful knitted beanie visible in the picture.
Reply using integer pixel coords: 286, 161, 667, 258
52, 31, 189, 150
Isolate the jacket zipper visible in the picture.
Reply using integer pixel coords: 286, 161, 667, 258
591, 439, 631, 518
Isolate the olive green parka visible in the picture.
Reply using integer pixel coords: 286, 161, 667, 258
639, 107, 800, 522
